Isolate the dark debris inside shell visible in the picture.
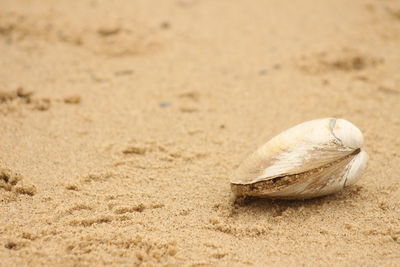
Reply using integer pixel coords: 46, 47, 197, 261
231, 148, 361, 198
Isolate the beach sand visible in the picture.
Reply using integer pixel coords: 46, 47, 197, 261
0, 0, 399, 265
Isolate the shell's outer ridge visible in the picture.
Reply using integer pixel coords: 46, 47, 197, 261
329, 118, 344, 146
342, 153, 353, 188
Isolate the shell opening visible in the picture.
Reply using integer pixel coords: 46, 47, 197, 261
231, 148, 362, 199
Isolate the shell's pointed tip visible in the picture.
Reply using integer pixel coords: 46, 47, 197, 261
331, 118, 364, 149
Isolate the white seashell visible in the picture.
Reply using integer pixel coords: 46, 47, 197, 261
230, 118, 368, 199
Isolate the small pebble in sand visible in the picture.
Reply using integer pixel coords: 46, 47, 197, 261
160, 21, 171, 29
159, 102, 172, 108
97, 26, 121, 37
123, 146, 147, 155
259, 69, 268, 75
32, 99, 51, 111
16, 87, 33, 98
64, 95, 81, 104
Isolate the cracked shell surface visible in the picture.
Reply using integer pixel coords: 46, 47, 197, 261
230, 118, 368, 199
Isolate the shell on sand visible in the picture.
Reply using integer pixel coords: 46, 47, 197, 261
230, 118, 368, 199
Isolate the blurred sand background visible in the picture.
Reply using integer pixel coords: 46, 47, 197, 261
0, 0, 399, 266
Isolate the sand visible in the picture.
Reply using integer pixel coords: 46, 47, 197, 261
0, 0, 399, 266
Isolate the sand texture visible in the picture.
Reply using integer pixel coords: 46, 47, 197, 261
1, 0, 400, 266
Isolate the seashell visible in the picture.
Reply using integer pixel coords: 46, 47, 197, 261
230, 118, 368, 199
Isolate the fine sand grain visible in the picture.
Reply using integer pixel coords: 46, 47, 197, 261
1, 0, 399, 266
